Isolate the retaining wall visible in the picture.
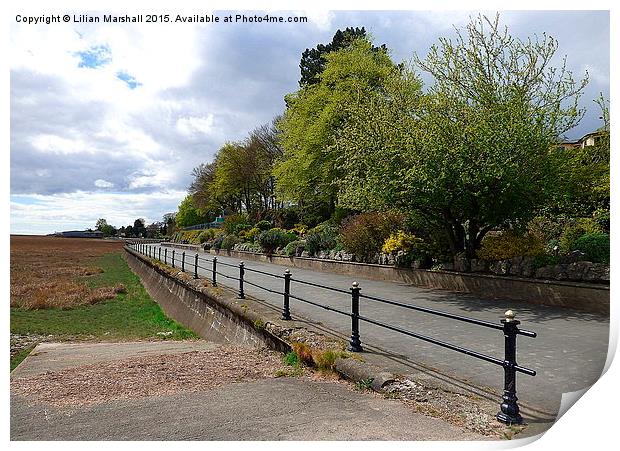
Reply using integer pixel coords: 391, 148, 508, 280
124, 248, 289, 350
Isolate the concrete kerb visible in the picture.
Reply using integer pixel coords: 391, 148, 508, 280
123, 247, 528, 423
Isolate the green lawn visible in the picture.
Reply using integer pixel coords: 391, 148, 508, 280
11, 252, 197, 343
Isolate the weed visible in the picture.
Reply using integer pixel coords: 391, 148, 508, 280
354, 377, 374, 391
283, 351, 300, 368
10, 344, 36, 372
274, 367, 303, 378
253, 318, 266, 331
291, 342, 313, 365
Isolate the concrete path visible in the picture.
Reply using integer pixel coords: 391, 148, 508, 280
11, 342, 484, 441
155, 245, 609, 421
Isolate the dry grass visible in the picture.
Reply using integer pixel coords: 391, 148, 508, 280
10, 236, 125, 310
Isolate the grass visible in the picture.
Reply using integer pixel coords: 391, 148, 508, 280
10, 344, 36, 372
11, 252, 196, 341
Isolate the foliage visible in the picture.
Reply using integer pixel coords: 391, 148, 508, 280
477, 231, 544, 261
222, 214, 250, 235
305, 223, 340, 256
275, 37, 399, 214
532, 254, 560, 269
283, 240, 306, 257
572, 233, 609, 263
291, 342, 314, 365
283, 351, 300, 368
559, 218, 603, 253
381, 231, 422, 255
212, 236, 224, 250
243, 227, 261, 243
290, 223, 308, 236
335, 15, 588, 258
255, 220, 272, 231
339, 212, 403, 261
257, 228, 297, 254
221, 234, 240, 251
198, 229, 217, 243
175, 195, 208, 228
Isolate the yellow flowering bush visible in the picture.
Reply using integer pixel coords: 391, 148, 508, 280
477, 231, 544, 261
381, 231, 421, 255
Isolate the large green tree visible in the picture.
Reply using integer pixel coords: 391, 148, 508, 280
175, 195, 207, 228
275, 37, 399, 215
335, 15, 588, 258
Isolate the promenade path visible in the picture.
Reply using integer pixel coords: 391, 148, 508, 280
152, 244, 609, 422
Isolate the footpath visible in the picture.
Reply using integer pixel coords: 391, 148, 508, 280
160, 245, 609, 425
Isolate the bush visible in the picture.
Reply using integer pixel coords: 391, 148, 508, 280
381, 231, 422, 255
559, 218, 603, 254
257, 228, 297, 254
572, 233, 609, 263
340, 212, 403, 262
222, 214, 249, 235
532, 254, 560, 269
243, 227, 261, 243
198, 229, 216, 243
477, 231, 544, 261
212, 236, 224, 250
255, 220, 272, 231
305, 223, 339, 256
221, 234, 240, 251
233, 223, 252, 235
283, 240, 306, 257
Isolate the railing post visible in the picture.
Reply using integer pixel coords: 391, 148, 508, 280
181, 251, 186, 272
159, 247, 161, 261
164, 248, 167, 264
212, 257, 217, 286
347, 281, 363, 352
194, 253, 199, 279
238, 261, 245, 299
282, 269, 291, 320
172, 250, 175, 268
497, 310, 523, 425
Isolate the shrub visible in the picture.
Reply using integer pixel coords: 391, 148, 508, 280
233, 224, 252, 235
257, 228, 297, 254
340, 212, 403, 262
305, 223, 339, 256
381, 231, 422, 255
477, 231, 544, 261
290, 223, 308, 236
221, 234, 240, 251
222, 214, 249, 235
572, 233, 609, 263
283, 240, 306, 257
559, 218, 603, 254
198, 229, 216, 243
532, 254, 560, 269
212, 236, 224, 250
243, 227, 261, 243
255, 220, 272, 231
283, 351, 300, 368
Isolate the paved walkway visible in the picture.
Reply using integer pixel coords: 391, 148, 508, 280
153, 245, 609, 420
11, 342, 484, 440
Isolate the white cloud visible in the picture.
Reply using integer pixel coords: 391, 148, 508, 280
30, 134, 94, 155
94, 179, 114, 188
10, 190, 186, 235
176, 115, 215, 136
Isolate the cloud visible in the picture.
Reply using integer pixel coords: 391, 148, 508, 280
94, 179, 114, 188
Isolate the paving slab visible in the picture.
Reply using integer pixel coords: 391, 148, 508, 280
10, 341, 487, 441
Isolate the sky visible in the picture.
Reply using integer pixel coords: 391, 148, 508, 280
9, 9, 610, 235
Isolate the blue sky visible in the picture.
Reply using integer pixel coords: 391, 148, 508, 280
10, 9, 610, 234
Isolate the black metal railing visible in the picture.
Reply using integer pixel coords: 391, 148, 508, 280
127, 241, 536, 425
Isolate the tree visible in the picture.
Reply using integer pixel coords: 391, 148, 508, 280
299, 27, 387, 86
175, 195, 207, 228
133, 218, 146, 238
275, 37, 399, 216
335, 15, 588, 258
95, 218, 116, 236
